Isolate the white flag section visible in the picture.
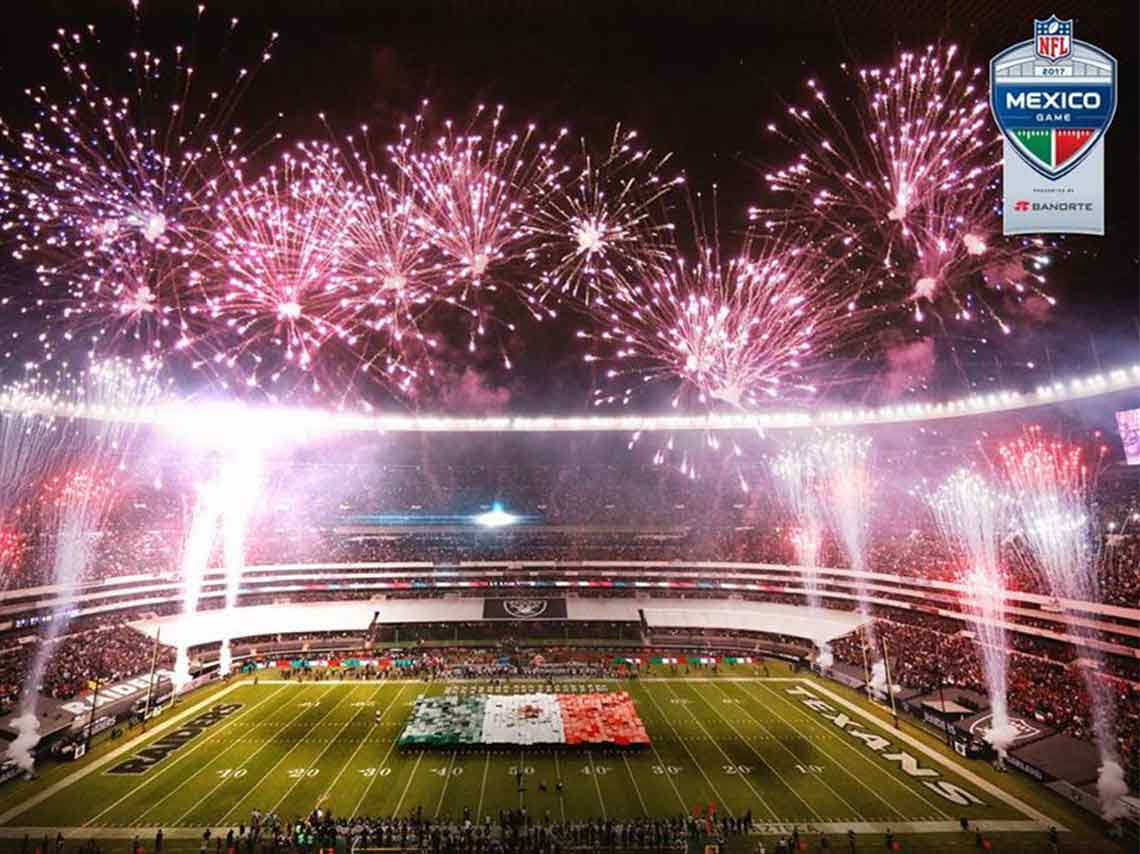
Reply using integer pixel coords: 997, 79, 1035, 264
481, 693, 566, 745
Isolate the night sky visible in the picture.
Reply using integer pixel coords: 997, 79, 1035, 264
1, 0, 1136, 415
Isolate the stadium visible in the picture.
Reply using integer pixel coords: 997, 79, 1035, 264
0, 2, 1135, 854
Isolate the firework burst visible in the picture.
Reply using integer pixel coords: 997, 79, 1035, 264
0, 7, 279, 364
525, 125, 681, 303
204, 142, 366, 397
753, 44, 1053, 333
388, 103, 569, 354
584, 230, 861, 412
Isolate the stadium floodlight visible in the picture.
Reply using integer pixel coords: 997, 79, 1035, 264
474, 504, 517, 528
1, 363, 1138, 435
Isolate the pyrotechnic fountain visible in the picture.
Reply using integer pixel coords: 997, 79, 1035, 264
928, 469, 1017, 760
999, 428, 1125, 817
5, 361, 160, 771
217, 451, 264, 676
770, 446, 826, 608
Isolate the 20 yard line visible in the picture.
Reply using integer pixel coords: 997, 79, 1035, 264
87, 684, 289, 827
266, 683, 387, 816
172, 684, 338, 827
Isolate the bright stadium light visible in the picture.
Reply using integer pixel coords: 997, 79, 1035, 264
474, 504, 517, 528
1, 363, 1138, 435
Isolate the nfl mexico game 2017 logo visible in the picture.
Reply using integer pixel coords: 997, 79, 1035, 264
990, 16, 1117, 235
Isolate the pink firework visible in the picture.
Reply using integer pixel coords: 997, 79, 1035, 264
753, 44, 1053, 332
583, 230, 861, 411
525, 125, 682, 304
0, 8, 279, 361
388, 103, 569, 353
204, 142, 366, 397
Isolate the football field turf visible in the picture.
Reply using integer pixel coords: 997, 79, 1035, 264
0, 671, 1063, 840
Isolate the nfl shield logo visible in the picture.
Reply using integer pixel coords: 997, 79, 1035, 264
991, 19, 1116, 181
1034, 16, 1072, 62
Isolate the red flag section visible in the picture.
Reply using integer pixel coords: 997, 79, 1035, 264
557, 691, 650, 746
1055, 128, 1094, 167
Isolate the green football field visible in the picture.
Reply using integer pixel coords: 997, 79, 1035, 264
0, 668, 1124, 851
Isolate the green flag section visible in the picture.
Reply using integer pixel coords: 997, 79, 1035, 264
399, 695, 486, 746
1011, 127, 1096, 170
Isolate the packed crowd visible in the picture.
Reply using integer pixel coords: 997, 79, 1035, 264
0, 624, 172, 712
193, 804, 742, 854
830, 620, 1139, 787
2, 460, 1137, 609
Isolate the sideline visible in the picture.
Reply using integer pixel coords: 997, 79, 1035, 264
0, 681, 245, 826
799, 680, 1060, 829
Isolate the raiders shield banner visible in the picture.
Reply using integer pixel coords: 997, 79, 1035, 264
483, 598, 567, 620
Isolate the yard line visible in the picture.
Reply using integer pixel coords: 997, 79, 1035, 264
476, 751, 490, 821
689, 681, 823, 821
192, 684, 345, 827
729, 681, 904, 821
518, 748, 526, 809
586, 751, 607, 820
0, 680, 246, 827
266, 682, 387, 816
553, 754, 566, 823
621, 754, 648, 817
128, 685, 302, 826
316, 683, 408, 810
638, 683, 735, 817
783, 680, 1053, 824
391, 751, 424, 819
433, 751, 458, 819
85, 684, 288, 827
658, 680, 780, 821
748, 681, 954, 820
350, 725, 406, 817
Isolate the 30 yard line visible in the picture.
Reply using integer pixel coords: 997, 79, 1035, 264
638, 683, 735, 817
659, 680, 779, 821
317, 683, 408, 810
391, 751, 424, 819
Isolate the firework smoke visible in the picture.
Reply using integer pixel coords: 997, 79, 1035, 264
217, 450, 264, 676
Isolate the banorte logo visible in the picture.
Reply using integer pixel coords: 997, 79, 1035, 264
1014, 200, 1031, 212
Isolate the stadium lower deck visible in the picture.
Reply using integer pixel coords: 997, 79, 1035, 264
0, 668, 1065, 843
